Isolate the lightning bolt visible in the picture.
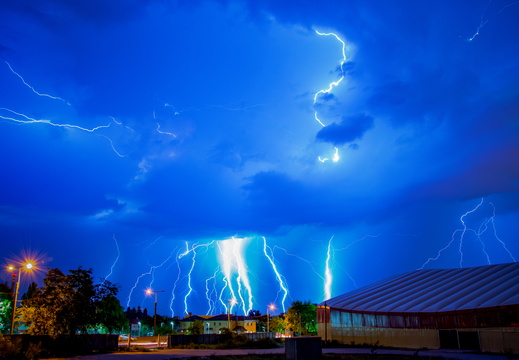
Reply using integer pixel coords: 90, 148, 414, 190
216, 237, 254, 315
261, 237, 289, 312
313, 29, 347, 163
175, 241, 216, 314
468, 0, 519, 41
324, 235, 334, 300
169, 248, 183, 317
104, 234, 121, 280
4, 60, 70, 104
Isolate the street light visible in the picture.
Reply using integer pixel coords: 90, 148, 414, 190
267, 303, 276, 333
8, 262, 34, 334
145, 288, 165, 336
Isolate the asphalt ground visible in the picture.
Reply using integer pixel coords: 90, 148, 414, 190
47, 346, 513, 360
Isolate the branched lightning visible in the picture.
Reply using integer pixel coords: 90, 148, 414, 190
0, 107, 111, 132
261, 237, 289, 312
420, 198, 516, 269
4, 60, 70, 104
126, 251, 174, 307
313, 30, 347, 163
205, 269, 219, 315
469, 0, 519, 41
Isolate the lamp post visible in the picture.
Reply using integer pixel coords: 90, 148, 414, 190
8, 262, 34, 334
227, 298, 237, 330
267, 303, 276, 333
145, 289, 165, 336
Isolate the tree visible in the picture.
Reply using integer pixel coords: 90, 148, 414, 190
187, 319, 204, 335
269, 315, 287, 333
248, 309, 261, 317
22, 282, 38, 301
0, 282, 12, 334
93, 281, 127, 333
19, 267, 125, 335
286, 301, 317, 335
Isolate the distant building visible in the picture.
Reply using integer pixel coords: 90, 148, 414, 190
318, 262, 519, 354
179, 314, 258, 334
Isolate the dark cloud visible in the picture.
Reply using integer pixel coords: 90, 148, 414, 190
315, 114, 374, 145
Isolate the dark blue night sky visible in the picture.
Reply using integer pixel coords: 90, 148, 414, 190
1, 0, 519, 316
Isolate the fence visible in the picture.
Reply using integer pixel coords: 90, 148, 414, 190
167, 332, 276, 347
1, 334, 118, 357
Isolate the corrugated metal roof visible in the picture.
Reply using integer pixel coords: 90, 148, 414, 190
322, 262, 519, 313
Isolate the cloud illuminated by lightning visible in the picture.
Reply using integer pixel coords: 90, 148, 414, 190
313, 29, 347, 163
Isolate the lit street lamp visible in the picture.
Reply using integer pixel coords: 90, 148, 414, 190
267, 303, 276, 333
7, 262, 34, 334
145, 289, 165, 336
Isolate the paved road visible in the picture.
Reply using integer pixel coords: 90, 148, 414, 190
47, 347, 513, 360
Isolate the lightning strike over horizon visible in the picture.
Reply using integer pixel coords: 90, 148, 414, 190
262, 237, 289, 312
324, 235, 334, 300
313, 29, 347, 163
4, 61, 70, 104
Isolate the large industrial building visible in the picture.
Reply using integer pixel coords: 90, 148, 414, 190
317, 262, 519, 354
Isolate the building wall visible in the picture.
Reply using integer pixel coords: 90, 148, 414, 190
318, 307, 519, 354
318, 323, 440, 349
180, 319, 257, 334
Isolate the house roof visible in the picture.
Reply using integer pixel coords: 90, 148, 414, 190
321, 262, 519, 313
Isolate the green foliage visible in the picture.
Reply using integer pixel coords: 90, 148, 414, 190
269, 315, 286, 333
0, 283, 12, 334
286, 300, 317, 335
187, 319, 205, 335
18, 267, 125, 336
93, 280, 127, 333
